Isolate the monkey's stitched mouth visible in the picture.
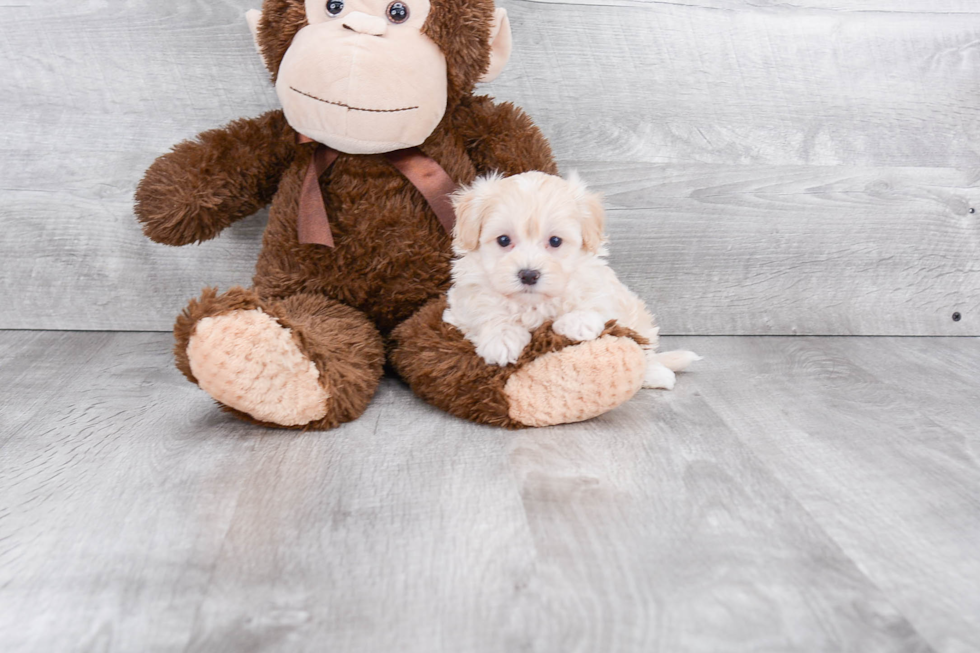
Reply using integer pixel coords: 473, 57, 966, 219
290, 87, 418, 113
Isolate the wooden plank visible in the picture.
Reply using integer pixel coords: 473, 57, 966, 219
498, 390, 931, 653
671, 335, 980, 653
0, 330, 955, 651
0, 0, 275, 332
0, 331, 258, 651
496, 0, 980, 167
823, 336, 980, 439
590, 164, 980, 336
2, 0, 973, 168
0, 330, 537, 652
2, 0, 979, 332
3, 163, 976, 334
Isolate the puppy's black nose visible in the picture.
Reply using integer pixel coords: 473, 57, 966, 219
518, 269, 541, 286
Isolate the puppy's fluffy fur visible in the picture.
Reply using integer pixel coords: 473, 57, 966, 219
443, 171, 700, 389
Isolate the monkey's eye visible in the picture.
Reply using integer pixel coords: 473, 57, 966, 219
497, 235, 511, 247
326, 0, 344, 16
386, 1, 410, 23
549, 236, 562, 248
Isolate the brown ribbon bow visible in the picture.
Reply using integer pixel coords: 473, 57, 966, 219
297, 134, 458, 248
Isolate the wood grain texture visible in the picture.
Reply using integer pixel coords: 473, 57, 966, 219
666, 335, 980, 653
2, 0, 979, 332
591, 164, 980, 335
2, 330, 980, 651
496, 0, 980, 168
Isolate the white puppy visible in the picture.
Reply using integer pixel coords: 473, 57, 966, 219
443, 171, 700, 390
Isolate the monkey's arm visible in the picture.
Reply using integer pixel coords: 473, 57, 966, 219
134, 110, 297, 246
454, 96, 559, 176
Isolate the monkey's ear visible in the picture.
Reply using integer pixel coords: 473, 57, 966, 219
245, 10, 269, 69
479, 8, 512, 84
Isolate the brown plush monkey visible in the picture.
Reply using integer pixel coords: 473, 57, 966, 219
135, 0, 648, 429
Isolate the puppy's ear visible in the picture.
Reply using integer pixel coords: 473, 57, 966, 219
567, 171, 607, 253
451, 174, 500, 254
451, 187, 484, 254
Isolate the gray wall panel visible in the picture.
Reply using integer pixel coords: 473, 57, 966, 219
2, 0, 978, 333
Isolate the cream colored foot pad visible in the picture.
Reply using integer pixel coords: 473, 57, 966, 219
505, 336, 646, 428
187, 309, 329, 426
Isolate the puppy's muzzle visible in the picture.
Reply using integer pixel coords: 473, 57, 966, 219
517, 269, 541, 286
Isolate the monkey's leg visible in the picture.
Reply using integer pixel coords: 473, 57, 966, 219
174, 287, 384, 429
389, 298, 647, 428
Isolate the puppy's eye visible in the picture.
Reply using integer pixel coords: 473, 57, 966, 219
549, 236, 562, 248
497, 235, 511, 247
326, 0, 344, 16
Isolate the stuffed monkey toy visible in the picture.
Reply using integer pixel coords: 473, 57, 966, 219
135, 0, 649, 429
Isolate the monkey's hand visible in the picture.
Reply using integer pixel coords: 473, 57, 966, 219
134, 110, 296, 246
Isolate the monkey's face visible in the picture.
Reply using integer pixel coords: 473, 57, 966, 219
275, 0, 448, 154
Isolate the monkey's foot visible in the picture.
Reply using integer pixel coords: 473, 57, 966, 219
391, 296, 648, 429
186, 309, 330, 426
504, 335, 646, 427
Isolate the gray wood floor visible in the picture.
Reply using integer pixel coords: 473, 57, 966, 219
1, 330, 977, 652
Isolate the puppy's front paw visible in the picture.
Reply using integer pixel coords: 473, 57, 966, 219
553, 310, 607, 342
475, 328, 532, 366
